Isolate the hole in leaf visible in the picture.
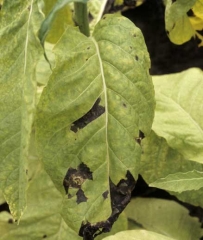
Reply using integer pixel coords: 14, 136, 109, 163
76, 189, 88, 204
79, 171, 136, 239
102, 190, 109, 199
70, 98, 105, 133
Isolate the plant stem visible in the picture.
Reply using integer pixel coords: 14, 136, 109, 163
74, 2, 90, 37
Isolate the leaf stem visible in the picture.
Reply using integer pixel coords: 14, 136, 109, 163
74, 2, 90, 37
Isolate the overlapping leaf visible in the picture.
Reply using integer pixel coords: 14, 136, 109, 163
139, 131, 202, 183
165, 0, 199, 45
38, 0, 88, 45
0, 0, 43, 221
152, 68, 203, 163
150, 170, 203, 193
36, 14, 155, 232
125, 198, 202, 240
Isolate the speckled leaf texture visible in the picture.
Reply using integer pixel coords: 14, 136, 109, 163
0, 0, 42, 221
36, 14, 155, 232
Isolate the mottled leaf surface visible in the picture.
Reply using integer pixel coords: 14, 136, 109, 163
0, 157, 81, 240
0, 0, 43, 221
152, 68, 203, 163
36, 14, 155, 232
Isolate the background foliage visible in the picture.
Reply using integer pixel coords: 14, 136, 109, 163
0, 0, 203, 239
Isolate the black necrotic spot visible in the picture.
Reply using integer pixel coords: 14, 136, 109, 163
8, 218, 13, 224
70, 98, 105, 133
76, 189, 88, 204
102, 190, 109, 199
63, 163, 93, 203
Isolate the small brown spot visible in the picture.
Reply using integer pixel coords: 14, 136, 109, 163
123, 103, 127, 108
87, 47, 90, 50
103, 16, 106, 19
86, 58, 88, 61
130, 46, 132, 49
26, 169, 28, 175
8, 219, 13, 224
68, 193, 73, 199
133, 33, 136, 37
42, 235, 47, 238
135, 55, 139, 61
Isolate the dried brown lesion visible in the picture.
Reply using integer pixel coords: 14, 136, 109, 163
70, 98, 105, 133
63, 162, 93, 204
79, 171, 136, 239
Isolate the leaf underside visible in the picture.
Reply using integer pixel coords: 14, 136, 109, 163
36, 14, 155, 236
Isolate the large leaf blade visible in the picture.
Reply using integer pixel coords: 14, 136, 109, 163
152, 68, 203, 163
36, 14, 155, 234
0, 0, 43, 221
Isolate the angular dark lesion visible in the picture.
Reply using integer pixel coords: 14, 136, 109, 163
135, 130, 145, 145
79, 171, 136, 239
70, 98, 105, 133
102, 190, 109, 199
63, 162, 93, 204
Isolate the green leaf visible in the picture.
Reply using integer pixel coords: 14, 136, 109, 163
124, 198, 202, 240
36, 42, 55, 86
139, 131, 203, 207
139, 130, 202, 184
36, 14, 155, 233
150, 170, 203, 192
38, 0, 89, 45
152, 68, 203, 163
0, 0, 43, 221
0, 156, 81, 240
102, 229, 175, 240
189, 0, 203, 47
165, 0, 196, 44
42, 0, 74, 44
